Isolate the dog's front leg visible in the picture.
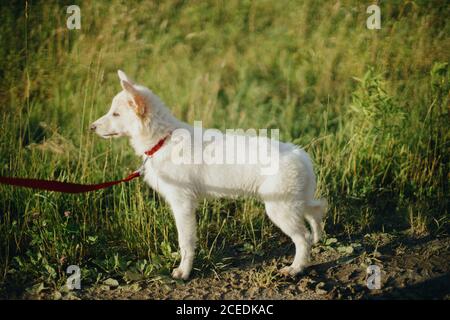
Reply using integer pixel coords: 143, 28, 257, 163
169, 200, 197, 280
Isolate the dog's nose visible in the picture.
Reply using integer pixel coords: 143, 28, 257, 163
89, 124, 97, 132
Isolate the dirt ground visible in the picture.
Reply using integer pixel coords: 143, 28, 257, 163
25, 232, 450, 300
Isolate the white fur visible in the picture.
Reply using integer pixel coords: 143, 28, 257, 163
91, 70, 327, 280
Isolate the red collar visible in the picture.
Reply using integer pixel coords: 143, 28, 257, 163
144, 132, 171, 157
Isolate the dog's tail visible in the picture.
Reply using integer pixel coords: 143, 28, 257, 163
305, 198, 327, 245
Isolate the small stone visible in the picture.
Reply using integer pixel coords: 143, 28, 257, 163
103, 278, 119, 288
337, 245, 354, 254
65, 292, 81, 300
129, 283, 141, 292
315, 282, 328, 295
297, 278, 310, 292
53, 291, 62, 300
325, 238, 338, 246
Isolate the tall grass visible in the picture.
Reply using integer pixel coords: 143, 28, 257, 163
0, 0, 448, 295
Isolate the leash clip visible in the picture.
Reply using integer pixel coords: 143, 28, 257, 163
135, 133, 171, 176
136, 156, 150, 176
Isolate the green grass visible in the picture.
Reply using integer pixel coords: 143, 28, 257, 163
0, 0, 448, 296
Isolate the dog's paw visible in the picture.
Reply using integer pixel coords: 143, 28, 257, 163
279, 266, 304, 277
171, 267, 190, 280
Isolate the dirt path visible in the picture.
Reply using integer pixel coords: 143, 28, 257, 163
73, 233, 449, 300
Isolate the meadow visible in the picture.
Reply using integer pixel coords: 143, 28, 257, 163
0, 0, 448, 297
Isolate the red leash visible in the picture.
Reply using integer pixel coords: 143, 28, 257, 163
0, 172, 141, 194
0, 134, 171, 194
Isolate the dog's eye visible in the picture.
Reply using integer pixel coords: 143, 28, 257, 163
112, 112, 120, 117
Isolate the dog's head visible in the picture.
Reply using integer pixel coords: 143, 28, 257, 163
90, 70, 151, 138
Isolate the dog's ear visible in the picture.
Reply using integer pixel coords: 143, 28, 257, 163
117, 70, 134, 85
120, 79, 147, 117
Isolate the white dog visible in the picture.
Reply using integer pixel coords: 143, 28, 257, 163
91, 70, 326, 280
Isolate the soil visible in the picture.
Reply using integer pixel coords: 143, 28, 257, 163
27, 233, 450, 300
67, 234, 450, 300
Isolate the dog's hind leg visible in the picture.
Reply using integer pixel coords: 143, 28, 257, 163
264, 201, 311, 277
169, 199, 198, 280
304, 199, 327, 245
